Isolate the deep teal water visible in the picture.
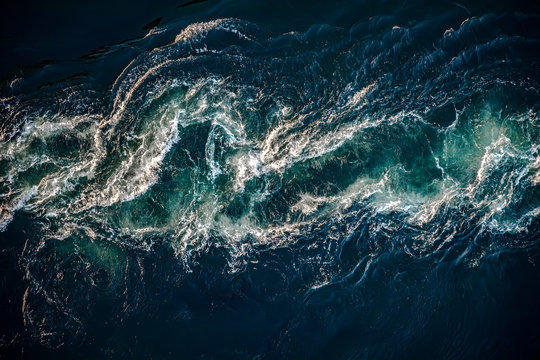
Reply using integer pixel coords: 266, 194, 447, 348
1, 1, 540, 359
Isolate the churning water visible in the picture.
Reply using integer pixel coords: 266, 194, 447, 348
1, 1, 540, 358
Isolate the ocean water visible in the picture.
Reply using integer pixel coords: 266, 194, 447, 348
1, 1, 540, 359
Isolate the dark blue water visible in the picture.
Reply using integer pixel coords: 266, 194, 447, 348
1, 1, 540, 359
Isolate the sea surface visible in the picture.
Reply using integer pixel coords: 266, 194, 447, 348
1, 1, 540, 359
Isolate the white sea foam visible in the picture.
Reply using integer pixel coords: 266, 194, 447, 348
174, 19, 252, 44
0, 187, 36, 231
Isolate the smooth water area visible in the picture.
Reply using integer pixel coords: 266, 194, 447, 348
1, 1, 540, 358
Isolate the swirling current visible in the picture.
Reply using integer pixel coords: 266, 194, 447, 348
1, 1, 540, 358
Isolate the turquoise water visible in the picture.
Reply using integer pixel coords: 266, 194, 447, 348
1, 1, 540, 358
